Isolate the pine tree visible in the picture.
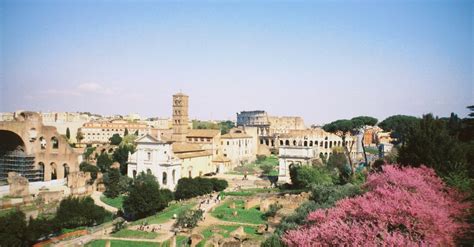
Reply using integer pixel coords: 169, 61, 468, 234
66, 127, 71, 140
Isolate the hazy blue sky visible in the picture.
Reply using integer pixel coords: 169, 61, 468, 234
1, 0, 472, 124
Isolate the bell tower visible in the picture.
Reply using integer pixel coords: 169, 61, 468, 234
172, 93, 189, 143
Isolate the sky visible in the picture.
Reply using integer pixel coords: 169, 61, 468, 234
1, 0, 472, 125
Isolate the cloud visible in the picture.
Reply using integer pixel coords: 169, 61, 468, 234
77, 83, 103, 92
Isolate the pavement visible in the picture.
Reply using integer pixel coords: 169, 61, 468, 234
91, 191, 118, 213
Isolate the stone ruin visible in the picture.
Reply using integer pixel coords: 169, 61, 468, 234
67, 171, 102, 196
7, 172, 30, 197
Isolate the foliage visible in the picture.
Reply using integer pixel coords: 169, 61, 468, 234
264, 203, 282, 219
283, 165, 471, 246
219, 120, 235, 135
174, 177, 227, 200
398, 114, 467, 176
101, 195, 124, 209
211, 200, 266, 225
104, 168, 121, 198
259, 163, 274, 175
55, 197, 110, 229
76, 130, 84, 143
79, 161, 99, 180
84, 147, 96, 160
96, 152, 113, 172
111, 229, 159, 239
209, 178, 228, 192
112, 144, 136, 175
174, 209, 204, 229
123, 172, 172, 220
0, 210, 27, 246
110, 133, 123, 145
124, 128, 129, 136
66, 127, 71, 140
289, 165, 335, 189
326, 151, 349, 182
379, 115, 419, 145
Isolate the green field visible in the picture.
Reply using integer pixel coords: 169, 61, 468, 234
100, 195, 124, 209
132, 202, 196, 225
211, 199, 265, 225
221, 188, 277, 197
86, 239, 160, 247
110, 229, 159, 239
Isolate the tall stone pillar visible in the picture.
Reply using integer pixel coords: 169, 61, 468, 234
172, 93, 189, 143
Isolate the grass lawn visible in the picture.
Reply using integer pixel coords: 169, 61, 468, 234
100, 195, 124, 209
85, 239, 160, 247
132, 202, 196, 225
110, 229, 159, 239
221, 188, 277, 197
211, 199, 265, 225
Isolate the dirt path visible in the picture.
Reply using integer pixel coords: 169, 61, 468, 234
91, 191, 118, 213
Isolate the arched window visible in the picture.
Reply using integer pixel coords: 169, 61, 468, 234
280, 140, 283, 145
329, 141, 333, 148
188, 170, 192, 178
146, 169, 152, 174
315, 141, 318, 146
293, 140, 297, 146
324, 141, 328, 149
303, 141, 308, 147
38, 162, 45, 181
162, 172, 167, 185
172, 170, 176, 184
133, 170, 137, 179
285, 140, 290, 146
309, 141, 313, 146
51, 137, 59, 149
63, 163, 69, 178
51, 162, 57, 180
39, 137, 46, 150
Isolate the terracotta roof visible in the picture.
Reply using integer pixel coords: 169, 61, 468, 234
187, 129, 220, 138
221, 132, 252, 139
175, 150, 212, 159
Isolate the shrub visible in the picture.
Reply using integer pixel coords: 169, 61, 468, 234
210, 178, 228, 192
79, 162, 99, 180
174, 209, 204, 229
290, 165, 334, 189
0, 210, 27, 246
264, 203, 282, 219
260, 164, 274, 175
283, 165, 471, 246
55, 197, 110, 229
175, 177, 228, 200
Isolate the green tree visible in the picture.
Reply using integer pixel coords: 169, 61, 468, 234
219, 120, 235, 135
398, 114, 467, 176
0, 210, 27, 246
113, 144, 135, 175
323, 116, 378, 174
79, 161, 99, 180
110, 133, 122, 145
97, 153, 113, 172
123, 172, 171, 220
134, 130, 139, 136
379, 115, 420, 145
174, 209, 204, 229
55, 197, 109, 229
66, 127, 71, 140
124, 128, 129, 136
104, 168, 121, 198
290, 165, 334, 189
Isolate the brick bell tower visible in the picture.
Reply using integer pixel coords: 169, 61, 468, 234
172, 93, 189, 143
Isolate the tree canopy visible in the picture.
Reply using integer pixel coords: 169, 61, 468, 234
109, 133, 122, 145
379, 115, 419, 145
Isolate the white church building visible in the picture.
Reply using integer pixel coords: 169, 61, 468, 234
127, 134, 181, 190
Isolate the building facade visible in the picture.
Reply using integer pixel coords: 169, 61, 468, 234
220, 128, 256, 167
79, 120, 147, 144
127, 135, 181, 190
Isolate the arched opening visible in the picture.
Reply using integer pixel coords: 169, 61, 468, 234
133, 170, 137, 179
108, 148, 114, 153
38, 162, 45, 181
315, 141, 318, 146
39, 136, 46, 149
63, 163, 69, 179
28, 128, 37, 142
298, 140, 302, 146
162, 172, 167, 185
309, 141, 313, 146
188, 170, 192, 178
51, 137, 59, 149
303, 141, 308, 147
0, 130, 25, 154
285, 140, 290, 146
329, 141, 333, 148
293, 140, 297, 146
146, 168, 152, 174
279, 140, 283, 146
172, 170, 176, 184
324, 141, 328, 149
50, 162, 57, 180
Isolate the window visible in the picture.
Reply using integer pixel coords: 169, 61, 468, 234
162, 172, 167, 185
147, 152, 151, 161
51, 137, 59, 149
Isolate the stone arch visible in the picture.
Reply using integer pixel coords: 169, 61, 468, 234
63, 163, 69, 178
315, 141, 318, 146
132, 170, 137, 179
51, 136, 59, 149
0, 130, 26, 153
50, 162, 57, 180
39, 136, 46, 149
304, 141, 308, 147
162, 172, 167, 185
146, 168, 152, 174
293, 140, 297, 146
285, 140, 290, 146
309, 141, 313, 146
280, 140, 283, 146
324, 141, 328, 149
38, 162, 45, 181
329, 141, 333, 148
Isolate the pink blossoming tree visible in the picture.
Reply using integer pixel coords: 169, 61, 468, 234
283, 165, 471, 246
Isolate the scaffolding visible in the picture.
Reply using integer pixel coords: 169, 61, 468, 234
0, 148, 43, 183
